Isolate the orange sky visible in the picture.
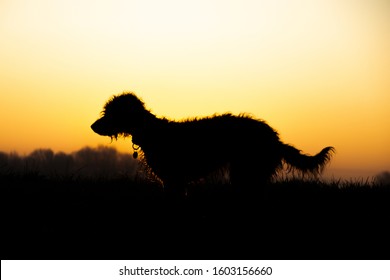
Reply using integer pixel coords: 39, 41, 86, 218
1, 0, 389, 180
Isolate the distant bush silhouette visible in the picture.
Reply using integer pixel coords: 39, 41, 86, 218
91, 92, 335, 192
376, 171, 390, 186
0, 146, 138, 180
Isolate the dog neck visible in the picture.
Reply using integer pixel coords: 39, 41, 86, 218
130, 112, 167, 147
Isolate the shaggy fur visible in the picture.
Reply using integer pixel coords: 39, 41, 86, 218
91, 92, 334, 190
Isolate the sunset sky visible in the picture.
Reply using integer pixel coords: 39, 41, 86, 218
1, 0, 389, 180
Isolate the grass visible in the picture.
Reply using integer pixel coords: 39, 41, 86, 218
1, 171, 389, 260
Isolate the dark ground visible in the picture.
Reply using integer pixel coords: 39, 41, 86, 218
1, 174, 389, 260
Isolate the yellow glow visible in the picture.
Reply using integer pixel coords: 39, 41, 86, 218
1, 0, 389, 179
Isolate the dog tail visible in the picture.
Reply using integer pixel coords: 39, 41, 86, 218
281, 144, 335, 175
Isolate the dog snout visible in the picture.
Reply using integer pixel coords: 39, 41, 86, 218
91, 121, 98, 132
91, 118, 113, 136
91, 119, 105, 134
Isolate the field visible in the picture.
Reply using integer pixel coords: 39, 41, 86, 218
2, 170, 389, 260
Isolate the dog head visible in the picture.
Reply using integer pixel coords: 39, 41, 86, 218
91, 92, 147, 139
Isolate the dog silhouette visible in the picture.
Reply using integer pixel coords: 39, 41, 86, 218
92, 92, 334, 192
